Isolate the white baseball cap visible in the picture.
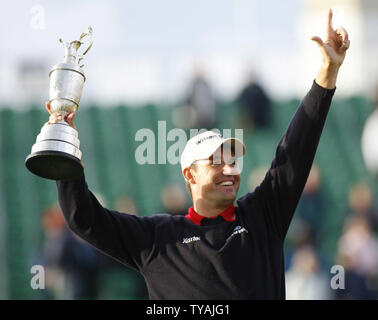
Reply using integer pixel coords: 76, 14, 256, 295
180, 131, 246, 171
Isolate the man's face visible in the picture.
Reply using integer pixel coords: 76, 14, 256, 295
190, 147, 241, 206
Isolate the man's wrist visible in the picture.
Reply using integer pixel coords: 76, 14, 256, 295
315, 63, 340, 89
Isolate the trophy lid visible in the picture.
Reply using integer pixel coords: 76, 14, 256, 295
49, 27, 93, 77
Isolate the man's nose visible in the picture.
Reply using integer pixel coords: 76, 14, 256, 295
222, 162, 241, 175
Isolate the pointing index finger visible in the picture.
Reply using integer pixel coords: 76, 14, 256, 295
327, 8, 333, 34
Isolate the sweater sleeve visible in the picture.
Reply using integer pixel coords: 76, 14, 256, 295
248, 80, 335, 240
56, 174, 156, 271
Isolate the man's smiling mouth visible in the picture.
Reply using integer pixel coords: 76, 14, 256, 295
218, 181, 234, 186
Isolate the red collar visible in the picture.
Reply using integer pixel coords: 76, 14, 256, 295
185, 203, 236, 226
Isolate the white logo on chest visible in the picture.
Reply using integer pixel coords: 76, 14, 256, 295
226, 225, 248, 241
182, 236, 201, 244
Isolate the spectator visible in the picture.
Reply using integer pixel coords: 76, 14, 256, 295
160, 182, 189, 216
247, 165, 269, 191
361, 106, 378, 177
112, 194, 149, 299
285, 245, 332, 300
114, 195, 138, 215
286, 219, 314, 252
40, 204, 68, 299
347, 182, 378, 233
335, 215, 378, 299
40, 203, 104, 300
174, 67, 217, 129
295, 164, 326, 245
235, 72, 272, 131
59, 231, 102, 300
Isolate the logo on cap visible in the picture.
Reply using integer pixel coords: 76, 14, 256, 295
196, 134, 222, 145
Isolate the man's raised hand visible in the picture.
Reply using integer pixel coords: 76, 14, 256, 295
311, 9, 350, 68
312, 9, 350, 89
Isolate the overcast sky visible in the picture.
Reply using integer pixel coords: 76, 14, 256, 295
0, 0, 374, 107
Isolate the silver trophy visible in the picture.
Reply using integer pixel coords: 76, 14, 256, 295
25, 27, 93, 180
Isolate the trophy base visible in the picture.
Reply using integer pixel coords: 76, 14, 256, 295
25, 151, 84, 181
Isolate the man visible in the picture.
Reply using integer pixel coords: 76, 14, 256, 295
49, 10, 349, 299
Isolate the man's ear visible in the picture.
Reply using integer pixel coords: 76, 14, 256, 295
183, 167, 196, 185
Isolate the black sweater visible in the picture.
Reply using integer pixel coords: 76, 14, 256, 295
57, 81, 335, 299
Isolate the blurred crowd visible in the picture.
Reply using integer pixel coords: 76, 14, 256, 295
249, 165, 378, 300
173, 66, 272, 132
36, 201, 148, 300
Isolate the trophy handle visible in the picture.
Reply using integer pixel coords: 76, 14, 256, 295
78, 26, 93, 67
